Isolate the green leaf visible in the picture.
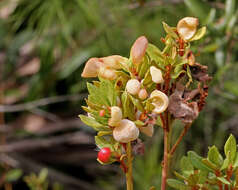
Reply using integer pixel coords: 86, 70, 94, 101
167, 179, 188, 190
87, 83, 107, 106
224, 0, 236, 26
95, 136, 115, 150
142, 69, 152, 86
208, 146, 223, 166
221, 158, 229, 170
162, 22, 178, 39
233, 152, 238, 168
146, 44, 164, 64
180, 156, 194, 177
39, 169, 48, 183
100, 79, 117, 106
79, 115, 109, 131
188, 151, 212, 172
217, 177, 230, 185
128, 94, 144, 112
5, 169, 23, 182
121, 91, 135, 120
224, 134, 236, 162
202, 158, 218, 170
189, 27, 206, 41
184, 0, 211, 21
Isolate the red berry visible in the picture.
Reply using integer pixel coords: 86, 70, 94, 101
99, 110, 106, 117
97, 147, 111, 163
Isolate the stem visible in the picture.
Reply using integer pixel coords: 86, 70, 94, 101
126, 142, 133, 190
161, 128, 169, 190
161, 112, 171, 190
169, 124, 191, 155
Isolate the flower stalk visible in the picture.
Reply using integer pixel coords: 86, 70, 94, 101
126, 142, 133, 190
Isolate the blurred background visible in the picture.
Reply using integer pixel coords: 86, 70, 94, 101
0, 0, 237, 189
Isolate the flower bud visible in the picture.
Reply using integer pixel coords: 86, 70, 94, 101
81, 58, 101, 78
100, 55, 127, 70
126, 79, 141, 95
130, 36, 148, 65
177, 17, 199, 41
116, 97, 122, 107
150, 66, 164, 84
187, 51, 195, 66
113, 119, 139, 143
98, 67, 117, 80
140, 124, 154, 137
138, 89, 148, 100
150, 90, 169, 114
108, 106, 122, 127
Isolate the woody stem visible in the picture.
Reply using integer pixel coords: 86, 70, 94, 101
126, 142, 133, 190
161, 112, 171, 190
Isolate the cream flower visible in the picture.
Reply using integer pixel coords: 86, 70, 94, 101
113, 119, 139, 143
150, 90, 169, 114
140, 124, 154, 137
98, 67, 117, 80
81, 58, 101, 78
138, 89, 148, 100
126, 79, 141, 95
150, 66, 164, 84
100, 55, 127, 70
177, 17, 199, 41
108, 106, 123, 127
130, 36, 148, 65
82, 55, 127, 79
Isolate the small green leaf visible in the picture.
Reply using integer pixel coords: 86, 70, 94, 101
79, 115, 109, 131
180, 156, 194, 177
221, 158, 229, 170
208, 146, 223, 166
39, 169, 48, 183
146, 44, 164, 64
162, 22, 178, 39
97, 131, 112, 136
95, 136, 115, 150
189, 27, 206, 41
100, 79, 117, 106
129, 94, 144, 112
5, 169, 23, 182
224, 134, 236, 162
202, 159, 218, 170
217, 177, 230, 185
167, 179, 188, 190
121, 91, 135, 120
87, 83, 108, 106
188, 151, 212, 172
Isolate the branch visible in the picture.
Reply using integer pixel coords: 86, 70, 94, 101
126, 0, 183, 10
169, 123, 191, 156
0, 93, 87, 112
0, 131, 93, 153
0, 153, 101, 190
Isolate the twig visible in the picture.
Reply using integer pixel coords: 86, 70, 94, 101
0, 132, 93, 153
126, 0, 183, 10
169, 123, 191, 156
0, 119, 85, 135
0, 93, 87, 112
0, 153, 101, 190
29, 108, 61, 122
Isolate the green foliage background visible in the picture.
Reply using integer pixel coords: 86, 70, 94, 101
0, 0, 238, 189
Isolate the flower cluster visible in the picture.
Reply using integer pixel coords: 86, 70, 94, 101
79, 17, 210, 170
